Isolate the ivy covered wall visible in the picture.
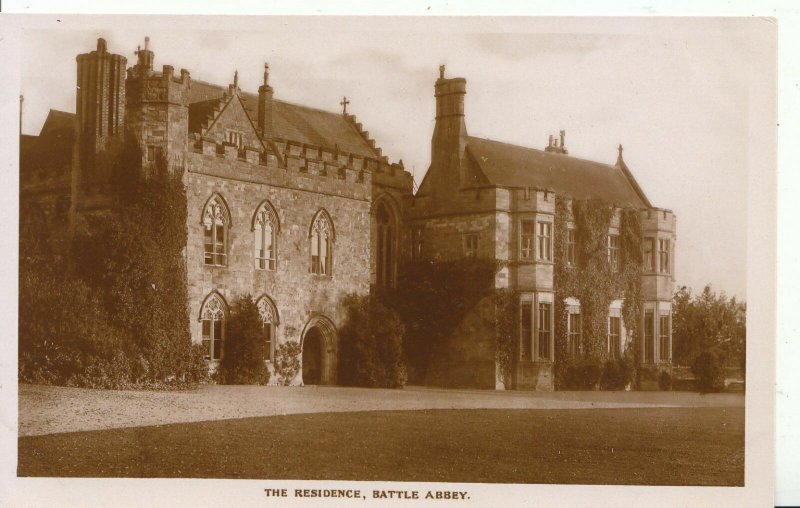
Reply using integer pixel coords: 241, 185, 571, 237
552, 196, 643, 389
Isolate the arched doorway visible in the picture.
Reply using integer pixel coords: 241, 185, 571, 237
302, 327, 323, 384
301, 315, 338, 385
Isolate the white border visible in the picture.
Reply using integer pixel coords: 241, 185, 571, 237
0, 2, 793, 506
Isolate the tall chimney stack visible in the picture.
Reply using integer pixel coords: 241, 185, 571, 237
258, 63, 274, 138
431, 65, 469, 189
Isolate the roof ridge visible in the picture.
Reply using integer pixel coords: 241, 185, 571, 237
467, 135, 618, 170
190, 78, 348, 118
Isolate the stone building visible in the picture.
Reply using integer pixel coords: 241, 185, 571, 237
21, 38, 412, 386
407, 66, 676, 390
20, 39, 675, 390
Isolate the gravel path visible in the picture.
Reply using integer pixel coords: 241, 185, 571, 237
17, 383, 744, 437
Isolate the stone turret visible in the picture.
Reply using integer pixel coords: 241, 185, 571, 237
125, 36, 191, 172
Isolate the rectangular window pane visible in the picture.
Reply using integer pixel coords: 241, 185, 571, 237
538, 303, 551, 360
521, 220, 534, 259
643, 238, 655, 271
644, 311, 655, 362
520, 303, 532, 361
264, 324, 272, 361
213, 320, 223, 360
659, 239, 670, 274
608, 316, 621, 359
202, 320, 211, 338
567, 229, 576, 266
568, 312, 581, 356
659, 315, 670, 361
608, 235, 620, 271
536, 222, 551, 261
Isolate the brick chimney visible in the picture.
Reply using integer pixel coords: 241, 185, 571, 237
258, 63, 274, 138
544, 130, 568, 155
431, 65, 469, 190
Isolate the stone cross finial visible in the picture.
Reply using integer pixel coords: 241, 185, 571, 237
340, 96, 350, 115
439, 64, 445, 79
144, 36, 150, 50
617, 144, 624, 162
234, 70, 239, 88
263, 63, 269, 86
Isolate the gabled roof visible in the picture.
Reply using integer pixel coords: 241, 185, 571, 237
466, 136, 650, 208
188, 80, 379, 158
20, 109, 74, 177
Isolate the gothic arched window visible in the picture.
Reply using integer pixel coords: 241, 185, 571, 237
375, 201, 396, 287
203, 195, 230, 266
253, 202, 279, 271
256, 295, 279, 362
201, 293, 227, 360
310, 211, 334, 276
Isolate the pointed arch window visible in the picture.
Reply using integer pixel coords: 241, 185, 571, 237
253, 202, 278, 271
311, 212, 334, 276
201, 293, 227, 360
376, 201, 397, 287
203, 195, 229, 266
257, 296, 279, 362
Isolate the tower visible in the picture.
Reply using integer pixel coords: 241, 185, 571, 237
72, 37, 127, 212
125, 37, 191, 172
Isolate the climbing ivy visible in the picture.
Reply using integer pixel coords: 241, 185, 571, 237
553, 196, 643, 389
383, 259, 508, 385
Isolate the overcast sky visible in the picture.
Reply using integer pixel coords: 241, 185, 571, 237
20, 16, 775, 300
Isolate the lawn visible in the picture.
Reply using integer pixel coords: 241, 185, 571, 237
18, 407, 743, 485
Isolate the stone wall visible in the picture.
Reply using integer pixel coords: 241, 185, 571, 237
185, 149, 372, 383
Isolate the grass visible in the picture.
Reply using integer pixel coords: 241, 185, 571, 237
18, 407, 743, 485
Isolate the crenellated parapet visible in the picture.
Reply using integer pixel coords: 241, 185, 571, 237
188, 135, 386, 201
125, 37, 191, 170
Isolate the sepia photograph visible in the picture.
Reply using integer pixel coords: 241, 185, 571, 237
1, 9, 781, 508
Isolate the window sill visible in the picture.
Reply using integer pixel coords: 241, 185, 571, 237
516, 259, 555, 266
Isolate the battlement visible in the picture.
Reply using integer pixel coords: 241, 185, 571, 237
126, 64, 191, 107
640, 207, 676, 234
189, 136, 375, 189
192, 138, 404, 179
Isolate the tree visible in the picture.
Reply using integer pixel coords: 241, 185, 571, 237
216, 295, 270, 385
338, 294, 406, 388
672, 285, 746, 371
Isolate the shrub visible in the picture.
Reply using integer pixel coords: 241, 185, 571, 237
19, 258, 140, 389
557, 357, 604, 390
691, 351, 725, 393
274, 340, 301, 386
658, 371, 673, 391
18, 140, 207, 389
600, 357, 635, 391
216, 295, 270, 385
338, 294, 406, 388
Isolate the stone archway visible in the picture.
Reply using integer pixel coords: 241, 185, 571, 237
300, 315, 338, 385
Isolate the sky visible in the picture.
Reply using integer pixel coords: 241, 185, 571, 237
19, 16, 775, 300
